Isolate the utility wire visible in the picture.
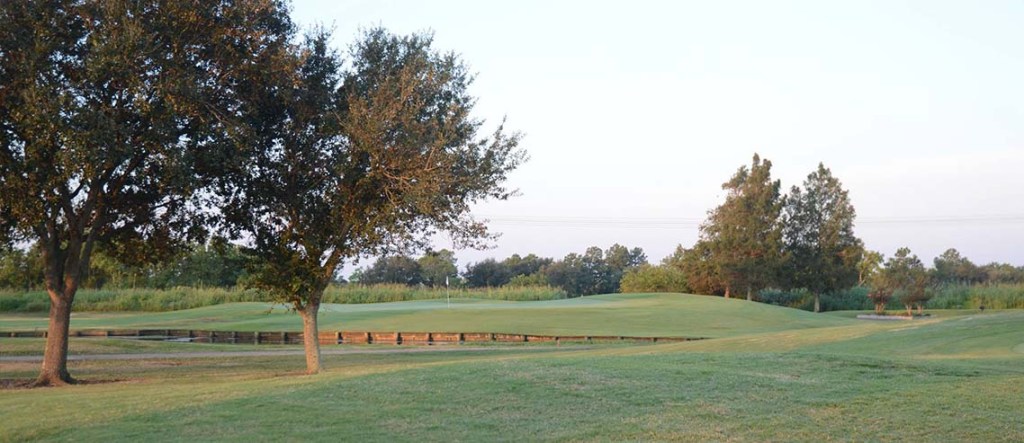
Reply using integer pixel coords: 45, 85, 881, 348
476, 214, 1024, 229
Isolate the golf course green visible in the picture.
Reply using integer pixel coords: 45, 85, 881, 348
2, 293, 1021, 441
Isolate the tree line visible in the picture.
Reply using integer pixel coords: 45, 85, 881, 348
351, 243, 647, 297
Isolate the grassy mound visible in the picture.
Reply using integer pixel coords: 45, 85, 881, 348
2, 305, 1022, 441
0, 293, 855, 338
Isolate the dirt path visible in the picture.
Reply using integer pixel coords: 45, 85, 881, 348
0, 345, 590, 362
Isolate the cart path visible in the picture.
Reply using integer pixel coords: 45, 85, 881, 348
0, 345, 592, 362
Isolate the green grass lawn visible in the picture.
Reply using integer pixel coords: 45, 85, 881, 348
2, 294, 1022, 442
0, 293, 854, 338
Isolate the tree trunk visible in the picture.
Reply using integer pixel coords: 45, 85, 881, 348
874, 302, 884, 314
745, 286, 752, 301
724, 286, 731, 299
35, 291, 76, 386
814, 293, 821, 313
299, 300, 322, 374
905, 304, 912, 317
916, 303, 923, 315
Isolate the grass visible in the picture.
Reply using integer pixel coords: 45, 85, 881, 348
0, 293, 854, 338
2, 294, 1023, 442
0, 284, 566, 313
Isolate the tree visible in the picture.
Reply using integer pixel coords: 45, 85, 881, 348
464, 258, 512, 287
665, 243, 724, 296
225, 29, 523, 374
502, 253, 553, 279
781, 163, 863, 312
619, 264, 688, 293
932, 248, 982, 285
699, 154, 784, 300
418, 249, 458, 287
866, 271, 895, 314
857, 250, 884, 286
0, 0, 293, 385
882, 247, 930, 316
604, 244, 647, 271
357, 255, 422, 286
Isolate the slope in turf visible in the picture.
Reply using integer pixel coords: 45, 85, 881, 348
0, 293, 854, 338
2, 307, 1023, 442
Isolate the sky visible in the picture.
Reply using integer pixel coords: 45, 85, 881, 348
289, 0, 1024, 273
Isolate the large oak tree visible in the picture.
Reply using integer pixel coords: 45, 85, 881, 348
0, 0, 294, 386
225, 29, 523, 374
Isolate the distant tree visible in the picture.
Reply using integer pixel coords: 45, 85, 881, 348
226, 29, 523, 374
543, 253, 586, 296
605, 244, 648, 271
359, 256, 422, 286
883, 247, 931, 316
665, 243, 724, 296
464, 258, 512, 287
506, 272, 549, 287
417, 250, 458, 287
980, 262, 1024, 285
0, 0, 294, 386
0, 246, 44, 290
932, 248, 982, 285
858, 250, 884, 286
544, 246, 621, 296
781, 163, 863, 312
699, 154, 784, 300
502, 253, 553, 278
619, 265, 688, 293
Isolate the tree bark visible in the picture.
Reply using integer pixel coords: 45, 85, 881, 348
814, 293, 821, 313
746, 286, 752, 301
299, 300, 322, 374
724, 286, 731, 299
35, 291, 76, 386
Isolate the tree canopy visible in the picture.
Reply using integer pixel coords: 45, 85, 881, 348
225, 28, 524, 373
0, 0, 294, 386
698, 154, 783, 299
781, 163, 863, 312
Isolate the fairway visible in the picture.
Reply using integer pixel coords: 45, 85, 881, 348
0, 293, 854, 338
2, 294, 1022, 442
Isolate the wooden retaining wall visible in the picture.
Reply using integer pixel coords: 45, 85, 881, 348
3, 329, 705, 345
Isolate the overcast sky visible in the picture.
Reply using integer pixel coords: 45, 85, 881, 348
291, 0, 1024, 273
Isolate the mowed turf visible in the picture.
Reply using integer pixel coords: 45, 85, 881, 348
2, 295, 1023, 442
0, 293, 854, 338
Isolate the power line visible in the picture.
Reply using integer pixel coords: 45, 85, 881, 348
476, 214, 1024, 229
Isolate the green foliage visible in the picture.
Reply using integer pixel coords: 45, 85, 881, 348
323, 284, 564, 304
781, 163, 863, 311
463, 258, 512, 287
0, 287, 269, 312
417, 250, 458, 287
926, 284, 1024, 310
358, 256, 423, 286
619, 265, 688, 293
506, 273, 549, 287
857, 250, 884, 286
932, 248, 984, 285
666, 243, 724, 295
698, 154, 784, 299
